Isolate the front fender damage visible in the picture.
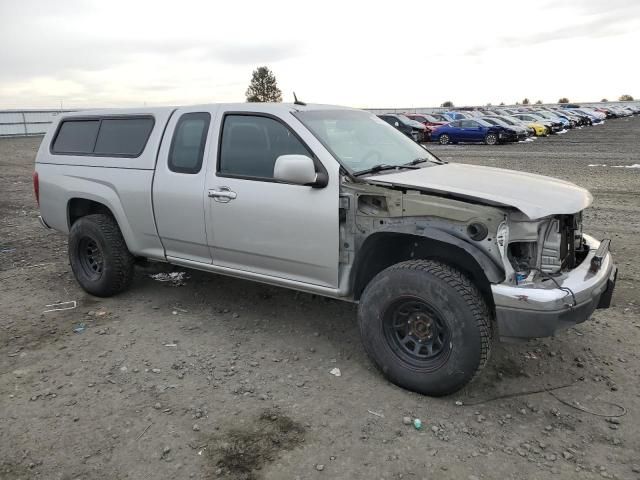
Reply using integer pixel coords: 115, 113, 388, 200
339, 179, 507, 298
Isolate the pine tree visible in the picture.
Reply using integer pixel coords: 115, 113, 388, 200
245, 66, 282, 103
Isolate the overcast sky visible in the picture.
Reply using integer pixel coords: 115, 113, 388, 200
0, 0, 639, 109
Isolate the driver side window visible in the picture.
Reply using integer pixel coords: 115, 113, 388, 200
218, 114, 312, 180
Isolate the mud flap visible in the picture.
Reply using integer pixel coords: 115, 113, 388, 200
597, 265, 617, 309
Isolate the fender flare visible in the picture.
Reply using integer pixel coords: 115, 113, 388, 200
65, 187, 139, 254
351, 228, 505, 299
414, 228, 504, 283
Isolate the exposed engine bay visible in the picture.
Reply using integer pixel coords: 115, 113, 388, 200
505, 212, 589, 284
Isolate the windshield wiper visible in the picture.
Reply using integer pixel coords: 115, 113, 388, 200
405, 156, 446, 166
354, 163, 420, 177
404, 157, 431, 166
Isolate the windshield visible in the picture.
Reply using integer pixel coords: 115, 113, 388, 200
396, 114, 414, 125
484, 117, 508, 127
294, 109, 438, 174
496, 116, 517, 125
475, 118, 494, 127
428, 114, 447, 122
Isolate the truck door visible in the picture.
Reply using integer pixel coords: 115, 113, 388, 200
204, 109, 339, 288
152, 107, 218, 263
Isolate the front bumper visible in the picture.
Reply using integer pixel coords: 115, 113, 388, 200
499, 131, 518, 142
492, 235, 617, 341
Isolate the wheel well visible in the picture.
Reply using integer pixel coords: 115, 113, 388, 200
68, 198, 114, 228
352, 233, 495, 308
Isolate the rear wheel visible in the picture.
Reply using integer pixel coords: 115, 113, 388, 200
485, 133, 498, 145
439, 134, 450, 145
358, 260, 492, 396
69, 214, 134, 297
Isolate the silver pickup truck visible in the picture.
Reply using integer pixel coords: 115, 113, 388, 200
34, 103, 617, 396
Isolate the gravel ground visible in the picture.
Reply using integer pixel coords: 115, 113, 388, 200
1, 117, 639, 480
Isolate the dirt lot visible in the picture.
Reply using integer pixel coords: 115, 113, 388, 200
1, 117, 639, 480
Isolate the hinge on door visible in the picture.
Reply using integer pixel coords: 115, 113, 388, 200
339, 250, 350, 264
339, 196, 350, 210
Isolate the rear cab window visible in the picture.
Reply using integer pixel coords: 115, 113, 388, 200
51, 116, 154, 157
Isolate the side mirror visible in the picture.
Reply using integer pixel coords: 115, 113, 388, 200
274, 155, 327, 187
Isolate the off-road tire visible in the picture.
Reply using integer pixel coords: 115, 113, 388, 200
358, 260, 492, 396
68, 214, 134, 297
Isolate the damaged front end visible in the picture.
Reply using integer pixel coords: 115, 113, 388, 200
492, 210, 617, 341
342, 173, 617, 343
499, 211, 590, 285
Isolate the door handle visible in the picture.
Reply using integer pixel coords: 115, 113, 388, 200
208, 187, 237, 203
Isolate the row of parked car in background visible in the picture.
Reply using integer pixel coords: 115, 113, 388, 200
377, 103, 640, 145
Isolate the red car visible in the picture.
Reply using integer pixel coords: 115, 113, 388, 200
404, 113, 449, 141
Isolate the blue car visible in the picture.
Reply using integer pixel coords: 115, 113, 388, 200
567, 109, 603, 124
432, 118, 517, 145
442, 111, 474, 121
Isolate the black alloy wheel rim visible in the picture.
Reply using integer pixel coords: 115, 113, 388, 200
383, 296, 451, 368
78, 237, 104, 280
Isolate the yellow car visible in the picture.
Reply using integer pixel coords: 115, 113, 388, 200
528, 122, 549, 136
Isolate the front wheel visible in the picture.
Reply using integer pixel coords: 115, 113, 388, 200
485, 133, 498, 145
438, 134, 450, 145
68, 214, 134, 297
358, 260, 492, 396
